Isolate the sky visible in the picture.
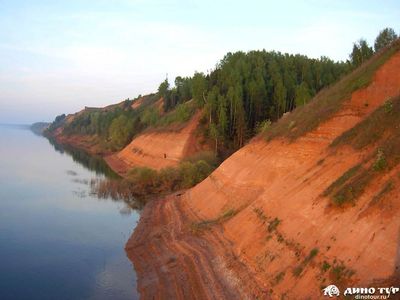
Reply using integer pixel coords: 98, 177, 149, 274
0, 0, 399, 124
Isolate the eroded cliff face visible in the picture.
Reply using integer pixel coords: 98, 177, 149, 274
105, 110, 206, 175
127, 50, 400, 299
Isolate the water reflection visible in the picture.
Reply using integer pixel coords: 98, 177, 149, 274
47, 137, 120, 179
0, 125, 139, 299
46, 137, 144, 213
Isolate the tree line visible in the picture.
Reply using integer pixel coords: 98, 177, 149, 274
48, 27, 398, 153
158, 27, 399, 152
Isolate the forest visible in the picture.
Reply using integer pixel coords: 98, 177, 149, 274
47, 28, 398, 154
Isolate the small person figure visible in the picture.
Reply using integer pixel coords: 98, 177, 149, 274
164, 153, 167, 159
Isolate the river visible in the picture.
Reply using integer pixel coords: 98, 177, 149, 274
0, 125, 139, 300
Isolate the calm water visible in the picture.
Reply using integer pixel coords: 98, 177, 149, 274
0, 125, 139, 300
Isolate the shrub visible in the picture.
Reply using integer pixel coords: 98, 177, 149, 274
184, 151, 218, 167
275, 271, 285, 283
384, 99, 393, 114
157, 102, 196, 126
373, 148, 387, 171
256, 119, 272, 134
323, 164, 361, 197
293, 266, 303, 277
321, 261, 331, 272
268, 218, 281, 232
142, 107, 159, 126
127, 167, 158, 188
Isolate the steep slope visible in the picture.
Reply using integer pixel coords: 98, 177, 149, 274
47, 95, 208, 176
126, 45, 400, 299
105, 110, 206, 175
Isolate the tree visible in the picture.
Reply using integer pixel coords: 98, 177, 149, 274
209, 122, 219, 155
295, 82, 311, 107
192, 72, 207, 105
108, 115, 133, 149
374, 28, 398, 52
157, 78, 169, 98
350, 39, 373, 67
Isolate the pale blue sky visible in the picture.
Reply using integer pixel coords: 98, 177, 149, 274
0, 0, 399, 123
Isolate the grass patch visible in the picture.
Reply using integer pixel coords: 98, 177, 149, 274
321, 261, 331, 273
329, 262, 355, 283
323, 164, 361, 197
292, 247, 319, 277
265, 40, 400, 142
332, 169, 372, 206
372, 148, 387, 171
306, 248, 319, 262
157, 101, 197, 126
275, 271, 285, 284
370, 180, 394, 205
268, 217, 281, 232
142, 101, 197, 128
292, 266, 303, 277
253, 207, 268, 222
331, 96, 400, 149
326, 96, 400, 206
190, 208, 237, 233
92, 154, 219, 203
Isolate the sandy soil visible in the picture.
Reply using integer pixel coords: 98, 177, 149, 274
127, 51, 400, 299
106, 110, 205, 174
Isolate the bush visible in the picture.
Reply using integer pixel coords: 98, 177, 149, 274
157, 102, 196, 126
184, 151, 218, 167
142, 107, 159, 126
268, 218, 281, 232
127, 167, 158, 188
256, 119, 272, 134
373, 148, 387, 171
321, 261, 331, 272
384, 99, 393, 114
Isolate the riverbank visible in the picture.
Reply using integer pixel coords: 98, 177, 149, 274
47, 109, 207, 178
125, 191, 265, 300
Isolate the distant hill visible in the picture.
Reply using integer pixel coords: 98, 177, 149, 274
30, 122, 50, 135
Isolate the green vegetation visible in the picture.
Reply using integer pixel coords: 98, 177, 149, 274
349, 39, 373, 68
157, 101, 197, 126
201, 52, 348, 149
292, 247, 319, 277
372, 148, 387, 171
47, 114, 66, 131
157, 49, 353, 151
370, 180, 394, 205
141, 101, 197, 128
190, 208, 237, 233
108, 115, 135, 149
374, 28, 399, 52
292, 266, 303, 277
47, 29, 399, 157
306, 248, 319, 261
265, 38, 400, 142
332, 170, 372, 206
321, 261, 331, 273
253, 207, 268, 222
326, 96, 400, 206
268, 217, 281, 232
92, 151, 218, 202
323, 164, 361, 197
331, 97, 400, 149
274, 271, 285, 284
47, 95, 159, 150
329, 262, 355, 283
